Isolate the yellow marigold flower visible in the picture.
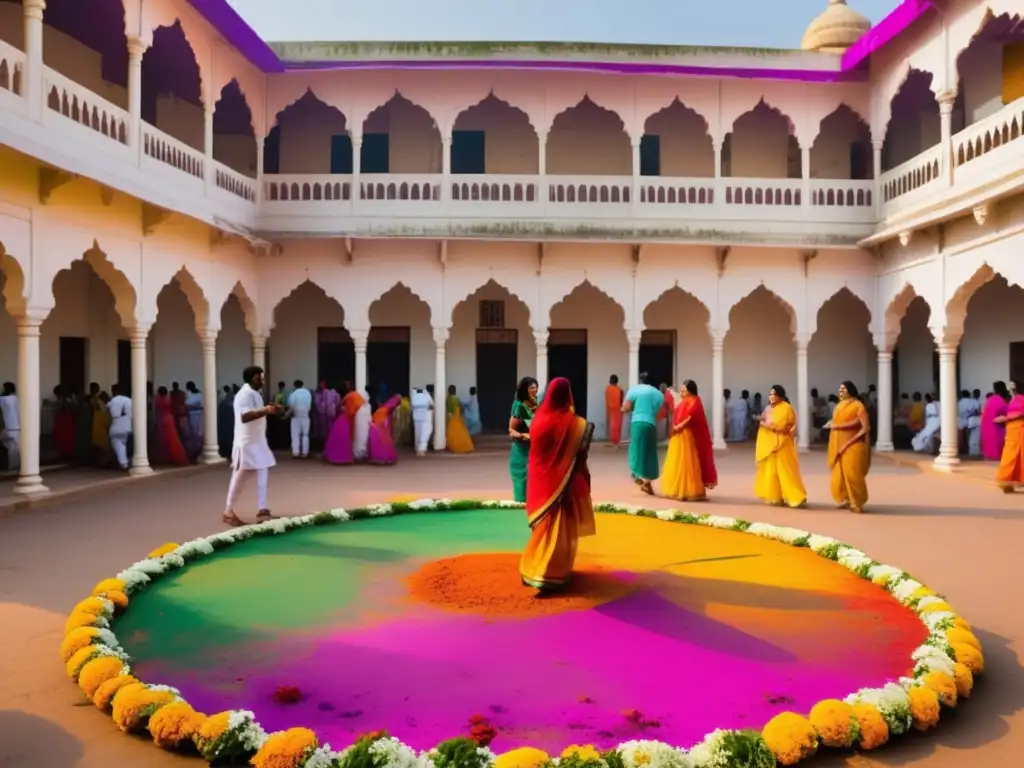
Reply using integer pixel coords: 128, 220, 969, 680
66, 645, 104, 680
102, 590, 129, 611
60, 627, 99, 663
92, 578, 126, 596
252, 727, 319, 768
150, 701, 206, 750
946, 628, 981, 652
922, 671, 958, 707
77, 656, 126, 699
147, 543, 180, 558
494, 747, 551, 768
762, 712, 818, 766
64, 610, 103, 636
197, 711, 232, 743
871, 574, 892, 586
951, 616, 972, 633
908, 686, 941, 731
72, 596, 110, 617
561, 745, 601, 761
111, 686, 176, 733
952, 662, 974, 698
93, 675, 138, 710
917, 601, 953, 614
951, 642, 984, 675
851, 703, 888, 750
809, 699, 859, 748
909, 586, 936, 601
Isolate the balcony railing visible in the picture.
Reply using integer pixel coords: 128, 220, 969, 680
0, 39, 23, 106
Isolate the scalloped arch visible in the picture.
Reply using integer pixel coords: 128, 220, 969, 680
812, 103, 872, 149
812, 287, 873, 338
214, 79, 256, 137
640, 98, 712, 136
157, 267, 210, 330
728, 99, 796, 136
363, 92, 442, 135
725, 284, 797, 335
949, 6, 1023, 94
641, 284, 712, 326
447, 278, 534, 326
225, 281, 259, 338
549, 95, 629, 135
547, 278, 627, 328
269, 278, 347, 331
369, 281, 435, 323
47, 245, 138, 329
878, 67, 939, 145
0, 247, 27, 318
452, 92, 539, 137
883, 282, 932, 332
267, 88, 348, 135
140, 19, 206, 104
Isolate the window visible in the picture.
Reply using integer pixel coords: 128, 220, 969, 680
361, 133, 390, 174
478, 300, 505, 329
330, 134, 353, 174
720, 134, 732, 177
451, 130, 486, 174
639, 134, 660, 177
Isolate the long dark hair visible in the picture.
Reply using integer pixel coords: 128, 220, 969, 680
842, 380, 862, 401
682, 379, 698, 396
770, 384, 789, 403
516, 376, 538, 403
994, 381, 1010, 400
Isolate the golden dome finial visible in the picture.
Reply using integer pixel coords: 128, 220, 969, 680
801, 0, 871, 54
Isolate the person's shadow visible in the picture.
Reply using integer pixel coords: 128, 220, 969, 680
0, 711, 83, 767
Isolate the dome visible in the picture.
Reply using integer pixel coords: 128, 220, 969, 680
801, 0, 872, 54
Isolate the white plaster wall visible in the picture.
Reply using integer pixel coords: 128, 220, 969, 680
156, 95, 204, 151
808, 289, 876, 393
960, 279, 1024, 391
369, 285, 434, 388
448, 282, 536, 395
959, 43, 1006, 124
150, 281, 202, 387
895, 298, 935, 395
217, 294, 253, 389
729, 106, 794, 178
724, 288, 796, 400
809, 108, 870, 179
268, 281, 346, 387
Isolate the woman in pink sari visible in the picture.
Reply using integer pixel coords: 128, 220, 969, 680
323, 383, 355, 465
313, 381, 340, 451
154, 386, 190, 466
981, 381, 1011, 461
368, 394, 402, 465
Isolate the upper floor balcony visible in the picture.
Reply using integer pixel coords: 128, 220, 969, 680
0, 0, 1021, 249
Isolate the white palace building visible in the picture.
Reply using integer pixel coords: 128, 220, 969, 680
0, 0, 1023, 495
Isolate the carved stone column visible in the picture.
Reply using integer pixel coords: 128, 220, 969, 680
129, 323, 153, 475
711, 328, 727, 450
200, 328, 223, 464
433, 326, 449, 451
13, 311, 48, 495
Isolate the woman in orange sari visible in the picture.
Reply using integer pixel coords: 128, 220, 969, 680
660, 380, 717, 501
605, 374, 623, 446
828, 380, 871, 513
994, 381, 1024, 492
520, 377, 597, 592
753, 384, 807, 508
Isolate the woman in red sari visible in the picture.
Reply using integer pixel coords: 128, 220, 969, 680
660, 379, 718, 501
154, 386, 190, 466
520, 377, 596, 592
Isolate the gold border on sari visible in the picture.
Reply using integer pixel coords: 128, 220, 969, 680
526, 417, 591, 529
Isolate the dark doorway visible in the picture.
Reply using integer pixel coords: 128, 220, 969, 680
117, 339, 131, 394
1010, 341, 1024, 384
639, 330, 674, 388
476, 328, 517, 432
367, 326, 411, 397
317, 327, 355, 392
850, 140, 871, 180
640, 134, 660, 176
59, 336, 87, 395
452, 130, 486, 174
549, 329, 588, 418
361, 133, 390, 174
330, 134, 354, 174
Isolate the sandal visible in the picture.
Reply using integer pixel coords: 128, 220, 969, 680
222, 511, 246, 527
256, 509, 276, 521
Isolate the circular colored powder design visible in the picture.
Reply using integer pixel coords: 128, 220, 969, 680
116, 510, 929, 755
405, 553, 636, 618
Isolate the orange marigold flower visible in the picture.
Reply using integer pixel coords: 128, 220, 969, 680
60, 627, 99, 663
150, 701, 207, 750
953, 662, 974, 698
197, 711, 232, 743
851, 703, 888, 750
66, 645, 103, 680
252, 727, 319, 768
111, 687, 176, 733
64, 610, 104, 636
946, 628, 981, 652
93, 675, 139, 710
561, 744, 601, 761
908, 686, 941, 731
922, 671, 958, 707
92, 578, 126, 596
147, 543, 180, 558
951, 642, 984, 675
951, 616, 972, 633
809, 699, 859, 748
72, 596, 111, 617
762, 712, 818, 766
102, 590, 129, 611
77, 656, 126, 699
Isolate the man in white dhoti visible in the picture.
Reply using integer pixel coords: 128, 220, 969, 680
727, 388, 749, 442
411, 387, 434, 456
286, 379, 312, 458
0, 382, 19, 471
107, 384, 132, 470
223, 366, 282, 526
911, 395, 941, 453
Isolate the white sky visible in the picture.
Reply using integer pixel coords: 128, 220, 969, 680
226, 0, 900, 49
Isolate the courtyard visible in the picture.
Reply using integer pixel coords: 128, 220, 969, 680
0, 446, 1020, 766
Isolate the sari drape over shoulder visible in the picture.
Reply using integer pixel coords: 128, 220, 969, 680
521, 378, 596, 591
996, 394, 1024, 490
981, 394, 1009, 461
660, 395, 717, 501
753, 401, 807, 508
368, 394, 402, 465
829, 398, 871, 511
446, 395, 475, 453
605, 385, 623, 445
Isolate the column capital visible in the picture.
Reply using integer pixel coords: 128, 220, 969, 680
873, 332, 897, 354
130, 322, 152, 343
936, 342, 959, 356
533, 328, 549, 348
627, 328, 643, 348
793, 333, 811, 351
126, 35, 149, 59
433, 326, 450, 346
252, 333, 268, 350
710, 328, 727, 348
936, 88, 958, 108
23, 0, 45, 18
15, 306, 49, 330
876, 350, 894, 362
349, 328, 369, 348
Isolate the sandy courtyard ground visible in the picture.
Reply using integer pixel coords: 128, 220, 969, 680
0, 445, 1020, 767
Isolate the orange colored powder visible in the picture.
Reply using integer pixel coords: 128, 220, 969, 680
404, 553, 635, 618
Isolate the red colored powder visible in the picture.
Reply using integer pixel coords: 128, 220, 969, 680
404, 553, 635, 618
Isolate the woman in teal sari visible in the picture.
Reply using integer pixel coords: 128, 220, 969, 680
508, 376, 539, 502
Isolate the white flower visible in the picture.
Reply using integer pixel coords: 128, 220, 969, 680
326, 508, 350, 520
806, 534, 839, 554
408, 498, 438, 510
836, 548, 874, 572
655, 509, 680, 521
912, 645, 956, 677
94, 628, 121, 650
921, 611, 957, 631
891, 579, 925, 604
116, 567, 152, 591
226, 710, 268, 751
866, 564, 902, 584
177, 538, 215, 558
260, 518, 290, 535
365, 503, 393, 516
305, 745, 342, 768
146, 684, 181, 696
845, 682, 912, 735
156, 553, 186, 570
698, 515, 737, 529
91, 644, 130, 663
127, 558, 167, 575
617, 740, 692, 768
368, 736, 433, 768
686, 730, 732, 768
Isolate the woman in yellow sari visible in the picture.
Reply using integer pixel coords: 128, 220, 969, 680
92, 391, 112, 466
520, 377, 596, 591
660, 380, 718, 501
827, 380, 871, 513
445, 385, 475, 453
753, 384, 807, 508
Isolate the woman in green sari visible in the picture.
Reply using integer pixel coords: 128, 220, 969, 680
508, 376, 539, 502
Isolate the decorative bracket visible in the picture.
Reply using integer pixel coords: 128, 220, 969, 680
209, 229, 228, 248
142, 202, 172, 236
715, 246, 730, 277
802, 249, 818, 276
898, 230, 913, 247
536, 242, 545, 276
972, 204, 989, 226
38, 167, 75, 204
98, 185, 115, 207
438, 240, 447, 272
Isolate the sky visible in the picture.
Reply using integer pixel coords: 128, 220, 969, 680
225, 0, 901, 49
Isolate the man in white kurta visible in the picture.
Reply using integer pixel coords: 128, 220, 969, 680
224, 367, 281, 525
411, 387, 434, 456
107, 384, 132, 470
0, 382, 19, 471
286, 379, 312, 458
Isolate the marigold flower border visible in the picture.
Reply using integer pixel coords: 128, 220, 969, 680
64, 499, 984, 768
